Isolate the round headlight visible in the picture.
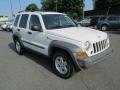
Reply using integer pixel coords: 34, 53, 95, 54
84, 41, 91, 50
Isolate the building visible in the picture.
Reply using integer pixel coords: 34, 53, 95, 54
85, 0, 120, 16
0, 16, 9, 23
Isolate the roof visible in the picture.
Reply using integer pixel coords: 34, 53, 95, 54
40, 12, 64, 15
18, 11, 64, 15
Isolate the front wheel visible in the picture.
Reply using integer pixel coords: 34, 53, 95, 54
101, 25, 108, 31
52, 51, 74, 79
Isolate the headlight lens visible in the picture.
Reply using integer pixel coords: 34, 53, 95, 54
84, 41, 91, 50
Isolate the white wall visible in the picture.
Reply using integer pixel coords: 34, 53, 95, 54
0, 16, 9, 22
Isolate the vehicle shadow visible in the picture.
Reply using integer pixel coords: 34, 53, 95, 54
8, 42, 54, 74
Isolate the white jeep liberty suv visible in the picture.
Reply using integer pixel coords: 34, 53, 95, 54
12, 11, 112, 79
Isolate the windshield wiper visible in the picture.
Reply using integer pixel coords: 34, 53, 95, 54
63, 24, 76, 28
48, 25, 76, 29
49, 26, 62, 29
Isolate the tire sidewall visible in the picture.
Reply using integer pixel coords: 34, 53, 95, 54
101, 25, 108, 31
15, 39, 23, 54
52, 51, 73, 79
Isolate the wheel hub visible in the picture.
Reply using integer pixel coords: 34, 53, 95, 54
55, 56, 69, 74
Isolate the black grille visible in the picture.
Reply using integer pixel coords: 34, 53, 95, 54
93, 39, 107, 53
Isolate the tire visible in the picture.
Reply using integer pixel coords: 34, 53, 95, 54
52, 51, 74, 79
15, 38, 24, 55
101, 25, 108, 31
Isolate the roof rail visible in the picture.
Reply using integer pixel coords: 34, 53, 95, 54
18, 10, 25, 13
18, 10, 41, 13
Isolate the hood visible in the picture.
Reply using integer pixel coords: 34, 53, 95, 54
46, 27, 107, 42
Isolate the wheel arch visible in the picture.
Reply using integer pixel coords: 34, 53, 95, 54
12, 33, 24, 47
101, 23, 109, 28
48, 40, 82, 71
13, 32, 22, 40
13, 35, 19, 42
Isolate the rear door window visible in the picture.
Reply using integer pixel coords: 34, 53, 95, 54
100, 17, 106, 21
108, 16, 118, 21
19, 14, 29, 28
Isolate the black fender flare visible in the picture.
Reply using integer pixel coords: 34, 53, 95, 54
12, 32, 24, 46
13, 32, 21, 41
49, 40, 82, 70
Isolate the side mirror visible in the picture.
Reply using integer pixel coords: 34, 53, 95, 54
31, 25, 42, 32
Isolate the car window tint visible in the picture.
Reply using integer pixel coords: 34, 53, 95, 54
59, 15, 75, 26
29, 15, 42, 30
42, 14, 76, 29
19, 14, 29, 28
14, 15, 20, 26
42, 14, 59, 29
108, 16, 118, 21
100, 17, 106, 21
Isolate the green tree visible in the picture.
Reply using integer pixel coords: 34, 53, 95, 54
111, 0, 120, 5
95, 0, 120, 10
41, 0, 83, 20
25, 3, 39, 12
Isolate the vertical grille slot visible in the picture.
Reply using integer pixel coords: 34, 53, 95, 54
99, 42, 101, 51
102, 41, 104, 49
96, 43, 99, 52
93, 44, 96, 53
105, 39, 107, 48
103, 40, 105, 49
101, 41, 103, 50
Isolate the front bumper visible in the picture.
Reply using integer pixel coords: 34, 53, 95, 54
77, 47, 113, 68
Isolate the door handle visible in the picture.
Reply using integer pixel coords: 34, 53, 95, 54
27, 31, 32, 34
18, 29, 20, 31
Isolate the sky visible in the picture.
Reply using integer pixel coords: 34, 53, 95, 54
0, 0, 93, 18
84, 0, 93, 11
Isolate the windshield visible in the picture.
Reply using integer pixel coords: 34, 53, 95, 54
42, 14, 76, 29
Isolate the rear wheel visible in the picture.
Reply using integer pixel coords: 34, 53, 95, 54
52, 51, 74, 79
15, 39, 24, 55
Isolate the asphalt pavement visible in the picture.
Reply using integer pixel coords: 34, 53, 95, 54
0, 31, 120, 90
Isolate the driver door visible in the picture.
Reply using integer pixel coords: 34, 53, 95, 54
108, 16, 119, 29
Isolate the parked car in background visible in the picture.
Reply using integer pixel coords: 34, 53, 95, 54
0, 23, 13, 31
6, 24, 13, 32
97, 15, 120, 31
0, 24, 2, 30
90, 16, 100, 27
78, 16, 101, 28
1, 23, 8, 30
78, 18, 91, 27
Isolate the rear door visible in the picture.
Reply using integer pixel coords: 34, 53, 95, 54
18, 14, 30, 44
107, 16, 119, 29
24, 14, 47, 55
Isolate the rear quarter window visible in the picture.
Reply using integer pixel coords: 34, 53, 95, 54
14, 15, 20, 26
